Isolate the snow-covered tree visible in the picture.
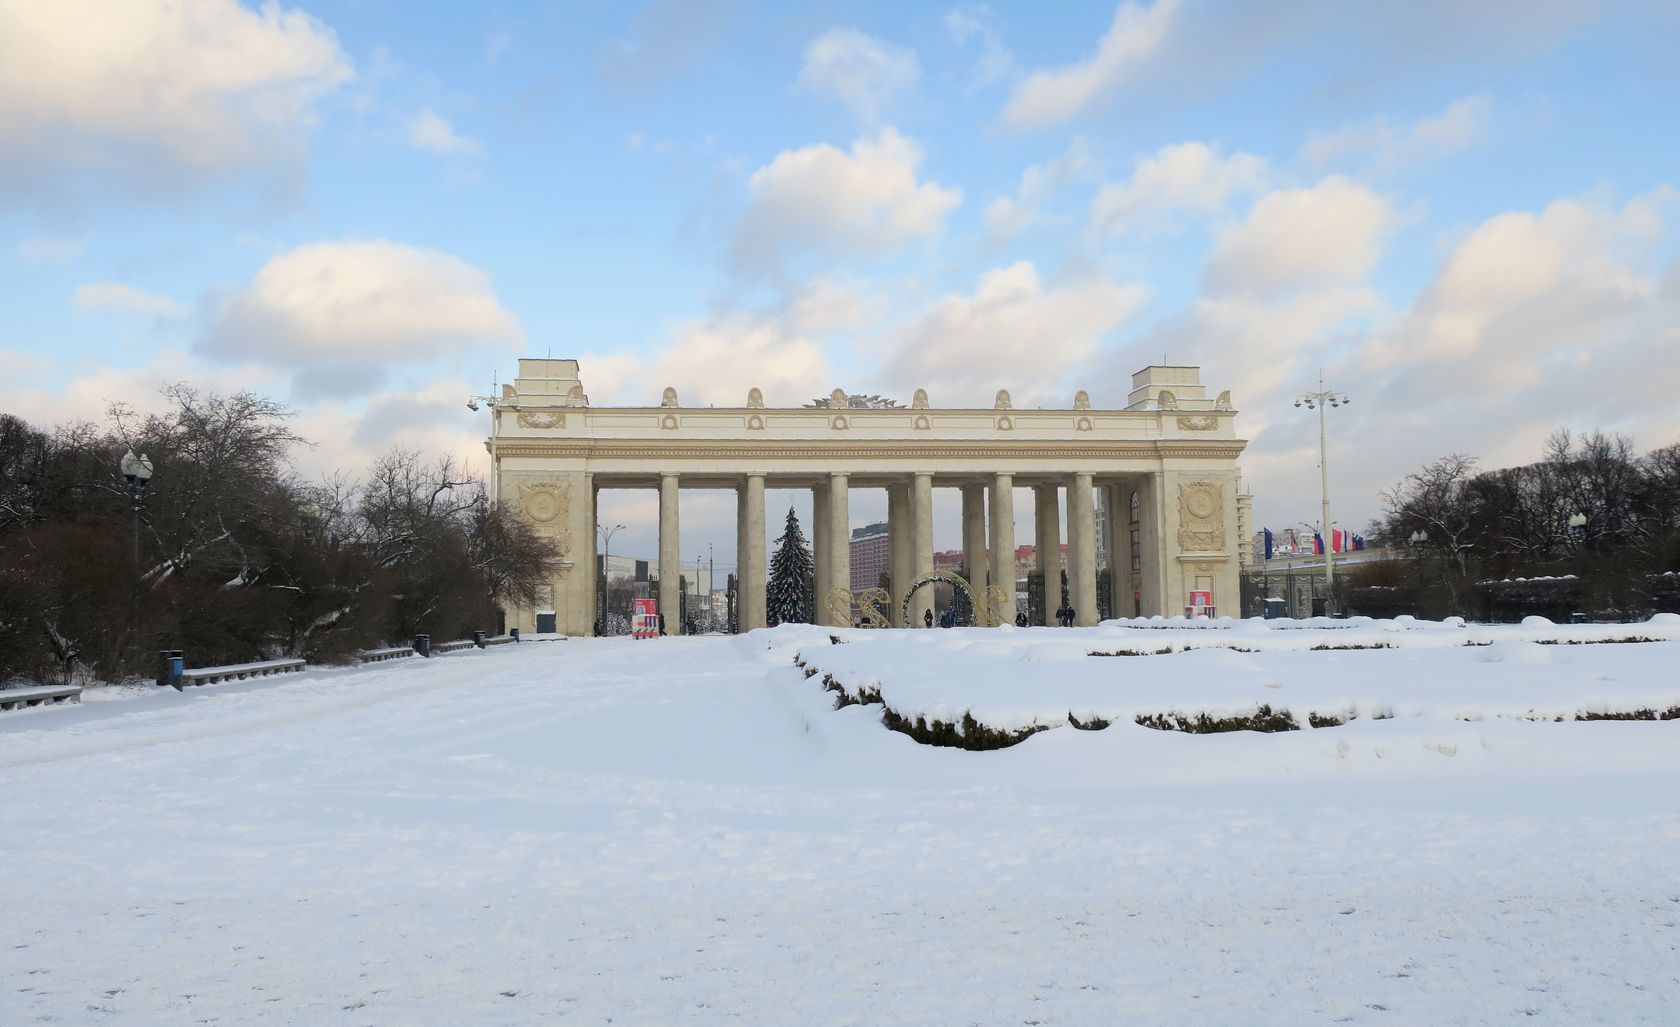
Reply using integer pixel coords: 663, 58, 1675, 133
767, 506, 814, 626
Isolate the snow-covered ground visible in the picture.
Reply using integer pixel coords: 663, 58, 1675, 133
3, 625, 1678, 1023
799, 614, 1680, 735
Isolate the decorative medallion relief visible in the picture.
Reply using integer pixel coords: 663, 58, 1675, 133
660, 414, 679, 430
1076, 416, 1093, 432
1177, 481, 1225, 553
831, 415, 849, 431
520, 482, 574, 558
747, 414, 765, 430
996, 415, 1013, 431
1158, 391, 1178, 410
518, 410, 566, 429
1177, 415, 1218, 431
913, 414, 931, 431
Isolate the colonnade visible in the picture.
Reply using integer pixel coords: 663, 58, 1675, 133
631, 471, 1154, 633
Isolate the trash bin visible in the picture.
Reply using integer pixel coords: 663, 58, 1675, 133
1262, 598, 1287, 620
413, 633, 431, 658
473, 630, 486, 649
157, 649, 185, 689
510, 628, 520, 643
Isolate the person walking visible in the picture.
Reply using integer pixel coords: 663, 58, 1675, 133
1064, 605, 1077, 627
923, 608, 934, 629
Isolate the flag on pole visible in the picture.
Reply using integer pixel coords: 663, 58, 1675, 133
1314, 532, 1324, 555
1263, 527, 1274, 560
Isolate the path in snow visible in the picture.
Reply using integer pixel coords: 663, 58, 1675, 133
2, 631, 1677, 1023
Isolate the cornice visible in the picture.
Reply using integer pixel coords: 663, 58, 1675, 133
490, 438, 1247, 461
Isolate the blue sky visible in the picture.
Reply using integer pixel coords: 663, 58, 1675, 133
3, 0, 1678, 566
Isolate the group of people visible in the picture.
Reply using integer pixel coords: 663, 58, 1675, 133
914, 606, 1078, 628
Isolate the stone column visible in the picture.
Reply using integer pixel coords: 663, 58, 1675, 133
962, 484, 987, 622
1033, 485, 1060, 625
659, 473, 680, 634
1106, 482, 1130, 619
743, 474, 767, 630
1136, 472, 1166, 617
585, 475, 598, 635
988, 473, 1016, 626
1069, 472, 1099, 627
887, 481, 912, 626
962, 486, 987, 582
812, 480, 830, 622
912, 472, 934, 627
827, 473, 850, 627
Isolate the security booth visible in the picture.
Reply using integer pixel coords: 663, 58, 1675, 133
535, 611, 557, 634
1262, 597, 1287, 620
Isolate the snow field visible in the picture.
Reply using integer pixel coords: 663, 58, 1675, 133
2, 627, 1678, 1023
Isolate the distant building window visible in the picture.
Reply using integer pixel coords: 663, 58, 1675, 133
1129, 527, 1141, 573
1129, 491, 1140, 524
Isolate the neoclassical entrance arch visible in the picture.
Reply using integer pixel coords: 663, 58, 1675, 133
486, 359, 1252, 636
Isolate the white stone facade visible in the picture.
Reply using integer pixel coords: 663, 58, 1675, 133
486, 359, 1248, 635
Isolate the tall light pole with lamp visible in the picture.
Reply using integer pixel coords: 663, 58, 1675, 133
597, 522, 625, 629
1295, 373, 1350, 616
120, 450, 154, 571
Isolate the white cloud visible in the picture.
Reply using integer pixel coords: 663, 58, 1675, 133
1089, 141, 1267, 237
407, 108, 479, 155
0, 0, 352, 198
201, 239, 522, 398
1237, 189, 1678, 537
943, 7, 1014, 89
1362, 191, 1672, 380
1303, 94, 1492, 172
584, 312, 834, 409
73, 281, 186, 318
1001, 0, 1179, 128
984, 137, 1093, 243
798, 28, 919, 123
732, 128, 962, 275
599, 0, 735, 97
0, 349, 286, 435
1204, 176, 1399, 296
885, 261, 1148, 405
14, 236, 83, 265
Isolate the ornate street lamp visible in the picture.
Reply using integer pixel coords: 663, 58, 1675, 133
1295, 373, 1350, 616
119, 449, 154, 570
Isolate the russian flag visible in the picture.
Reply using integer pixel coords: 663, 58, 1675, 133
1313, 532, 1324, 555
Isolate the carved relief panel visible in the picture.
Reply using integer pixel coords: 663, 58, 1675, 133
1176, 480, 1225, 553
519, 481, 574, 559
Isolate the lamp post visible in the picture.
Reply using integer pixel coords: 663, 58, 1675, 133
597, 522, 625, 630
1295, 373, 1349, 616
1566, 511, 1587, 546
120, 450, 154, 571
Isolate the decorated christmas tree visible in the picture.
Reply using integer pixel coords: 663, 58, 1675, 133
766, 506, 815, 625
